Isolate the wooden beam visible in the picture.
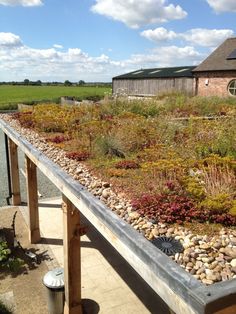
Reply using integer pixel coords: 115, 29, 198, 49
25, 155, 40, 243
62, 195, 82, 314
214, 304, 236, 314
9, 138, 21, 205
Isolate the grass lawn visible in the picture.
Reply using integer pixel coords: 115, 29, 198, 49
0, 85, 111, 109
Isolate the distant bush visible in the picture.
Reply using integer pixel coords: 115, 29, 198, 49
85, 95, 103, 102
0, 103, 18, 111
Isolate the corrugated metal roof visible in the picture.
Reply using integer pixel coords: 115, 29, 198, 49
193, 37, 236, 72
113, 66, 196, 80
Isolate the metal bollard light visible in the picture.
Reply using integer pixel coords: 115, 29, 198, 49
43, 268, 65, 314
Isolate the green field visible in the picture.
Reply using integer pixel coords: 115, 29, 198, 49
0, 85, 111, 109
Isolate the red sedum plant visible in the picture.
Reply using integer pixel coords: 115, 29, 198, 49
132, 192, 196, 224
132, 183, 236, 226
65, 151, 90, 161
46, 135, 70, 144
114, 160, 140, 170
12, 111, 34, 128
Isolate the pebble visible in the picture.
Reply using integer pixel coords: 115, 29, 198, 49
213, 242, 222, 249
102, 189, 110, 199
224, 248, 236, 258
103, 182, 110, 188
158, 228, 167, 235
129, 212, 141, 220
202, 279, 214, 285
230, 259, 236, 267
151, 229, 160, 238
200, 243, 210, 250
231, 267, 236, 274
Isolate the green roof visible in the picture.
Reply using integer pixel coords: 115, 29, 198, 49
113, 66, 196, 80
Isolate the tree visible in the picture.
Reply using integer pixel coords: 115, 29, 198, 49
36, 80, 42, 86
64, 80, 72, 86
24, 79, 30, 85
78, 80, 85, 86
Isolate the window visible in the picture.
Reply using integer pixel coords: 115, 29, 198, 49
226, 49, 236, 60
175, 68, 188, 73
149, 69, 161, 74
132, 70, 144, 75
228, 80, 236, 96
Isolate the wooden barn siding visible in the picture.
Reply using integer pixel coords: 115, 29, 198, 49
113, 78, 195, 96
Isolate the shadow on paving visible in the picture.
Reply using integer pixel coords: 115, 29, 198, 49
82, 298, 100, 314
37, 209, 171, 313
0, 207, 51, 314
80, 214, 171, 314
0, 220, 53, 281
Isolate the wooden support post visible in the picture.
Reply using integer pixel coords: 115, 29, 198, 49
62, 194, 82, 314
214, 304, 236, 314
9, 138, 21, 205
25, 155, 40, 243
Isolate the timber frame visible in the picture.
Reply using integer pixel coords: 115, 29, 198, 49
1, 117, 236, 314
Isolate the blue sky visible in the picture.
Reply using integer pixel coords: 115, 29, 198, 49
0, 0, 236, 82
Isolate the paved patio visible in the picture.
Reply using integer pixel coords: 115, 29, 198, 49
20, 197, 171, 314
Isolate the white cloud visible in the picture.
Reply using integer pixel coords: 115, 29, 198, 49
206, 0, 236, 13
126, 46, 203, 68
91, 0, 187, 28
0, 0, 42, 6
53, 44, 63, 49
141, 27, 234, 47
0, 34, 116, 81
0, 32, 205, 82
141, 27, 177, 42
0, 32, 23, 47
181, 28, 234, 47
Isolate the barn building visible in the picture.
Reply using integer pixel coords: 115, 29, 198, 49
112, 37, 236, 98
193, 37, 236, 97
112, 66, 196, 97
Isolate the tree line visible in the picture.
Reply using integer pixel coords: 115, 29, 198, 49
0, 79, 111, 87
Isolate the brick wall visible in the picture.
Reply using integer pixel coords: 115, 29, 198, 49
195, 71, 236, 97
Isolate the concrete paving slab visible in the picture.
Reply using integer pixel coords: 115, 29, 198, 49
0, 206, 51, 314
20, 197, 171, 314
0, 291, 16, 313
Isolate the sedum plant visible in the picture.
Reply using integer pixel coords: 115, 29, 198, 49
0, 241, 11, 262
